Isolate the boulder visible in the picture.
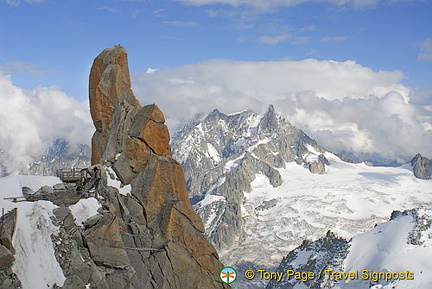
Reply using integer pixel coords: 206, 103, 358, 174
84, 213, 130, 269
61, 275, 86, 289
308, 154, 329, 174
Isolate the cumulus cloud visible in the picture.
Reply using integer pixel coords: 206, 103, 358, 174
0, 73, 93, 172
131, 58, 431, 161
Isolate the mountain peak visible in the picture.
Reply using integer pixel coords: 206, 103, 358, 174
411, 153, 432, 179
205, 108, 228, 122
259, 104, 278, 132
266, 104, 275, 114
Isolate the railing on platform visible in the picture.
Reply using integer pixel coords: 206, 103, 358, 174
56, 168, 83, 182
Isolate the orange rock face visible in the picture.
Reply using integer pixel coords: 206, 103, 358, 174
89, 45, 140, 164
88, 45, 229, 288
125, 137, 151, 173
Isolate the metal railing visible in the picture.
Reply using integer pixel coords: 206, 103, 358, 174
56, 168, 83, 182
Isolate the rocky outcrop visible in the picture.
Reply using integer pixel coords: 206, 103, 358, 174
411, 153, 432, 180
266, 231, 349, 289
0, 209, 21, 289
76, 45, 228, 289
308, 154, 329, 174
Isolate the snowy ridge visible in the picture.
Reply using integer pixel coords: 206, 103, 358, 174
0, 175, 102, 289
268, 208, 432, 289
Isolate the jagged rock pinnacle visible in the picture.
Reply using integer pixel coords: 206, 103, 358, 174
89, 45, 140, 133
88, 45, 229, 288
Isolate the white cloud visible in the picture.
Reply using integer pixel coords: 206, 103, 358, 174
417, 37, 432, 61
418, 53, 432, 61
0, 73, 93, 172
321, 36, 349, 42
259, 33, 292, 44
0, 62, 49, 76
1, 55, 429, 172
163, 21, 198, 27
6, 0, 19, 7
419, 37, 432, 51
174, 0, 385, 10
146, 67, 160, 74
99, 6, 120, 14
6, 0, 45, 6
131, 58, 431, 160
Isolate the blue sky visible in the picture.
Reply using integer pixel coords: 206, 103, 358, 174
1, 0, 431, 100
0, 0, 432, 169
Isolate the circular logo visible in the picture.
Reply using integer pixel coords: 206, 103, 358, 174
245, 269, 255, 279
220, 266, 237, 284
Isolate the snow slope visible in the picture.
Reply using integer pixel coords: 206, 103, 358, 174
0, 174, 101, 289
336, 209, 432, 289
267, 209, 432, 289
221, 151, 432, 273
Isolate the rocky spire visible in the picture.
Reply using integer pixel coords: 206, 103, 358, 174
411, 153, 432, 179
89, 45, 142, 165
87, 45, 229, 288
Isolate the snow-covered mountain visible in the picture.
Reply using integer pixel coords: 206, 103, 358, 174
22, 138, 91, 176
267, 208, 432, 289
1, 139, 91, 178
172, 105, 329, 250
171, 105, 432, 289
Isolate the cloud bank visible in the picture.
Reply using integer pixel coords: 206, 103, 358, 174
1, 57, 430, 172
132, 59, 432, 161
0, 73, 93, 172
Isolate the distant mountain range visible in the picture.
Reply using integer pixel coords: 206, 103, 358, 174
0, 138, 91, 178
1, 104, 431, 288
171, 105, 432, 288
22, 138, 91, 176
